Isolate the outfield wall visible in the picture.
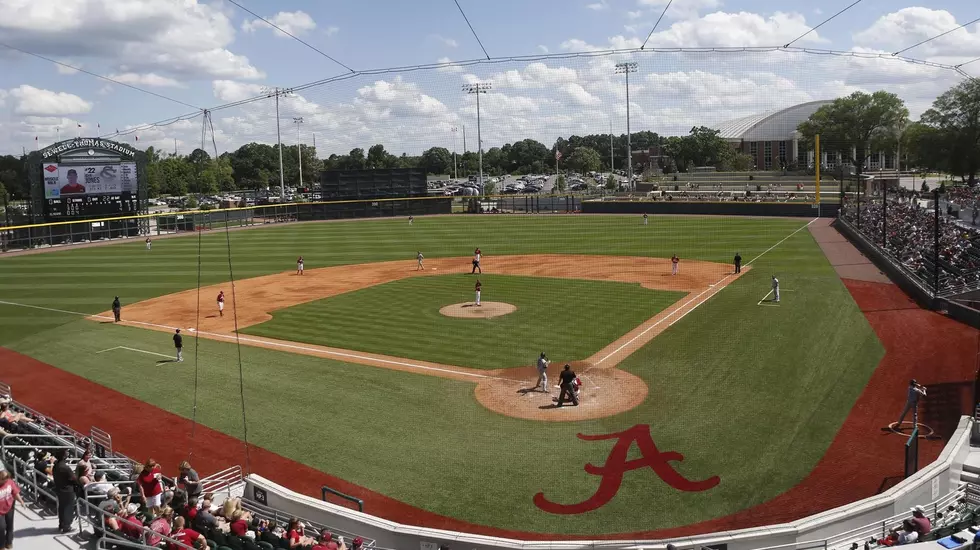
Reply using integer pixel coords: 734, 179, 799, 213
581, 200, 840, 218
243, 418, 973, 550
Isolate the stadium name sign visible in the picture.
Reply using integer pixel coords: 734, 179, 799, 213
40, 138, 138, 159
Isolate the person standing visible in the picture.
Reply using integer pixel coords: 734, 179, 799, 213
408, 216, 414, 225
772, 275, 780, 303
177, 461, 202, 500
897, 379, 927, 426
557, 364, 579, 407
52, 448, 78, 533
0, 470, 26, 547
734, 252, 742, 274
534, 352, 550, 393
112, 296, 121, 322
416, 251, 424, 271
297, 256, 304, 276
474, 280, 482, 306
471, 248, 482, 274
174, 329, 184, 362
145, 237, 152, 251
671, 254, 679, 276
643, 213, 648, 225
217, 290, 225, 317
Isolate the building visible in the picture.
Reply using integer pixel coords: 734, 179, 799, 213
712, 100, 832, 170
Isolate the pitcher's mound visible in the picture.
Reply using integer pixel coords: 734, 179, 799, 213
439, 302, 516, 319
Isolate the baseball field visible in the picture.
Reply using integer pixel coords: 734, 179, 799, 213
0, 214, 887, 536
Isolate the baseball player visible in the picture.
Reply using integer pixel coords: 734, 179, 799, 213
111, 296, 121, 322
145, 237, 152, 251
471, 248, 482, 274
217, 290, 225, 317
416, 251, 424, 271
408, 216, 414, 225
897, 379, 928, 426
771, 275, 780, 303
643, 213, 648, 225
534, 352, 550, 393
734, 252, 742, 274
474, 280, 482, 306
173, 329, 183, 362
671, 254, 679, 276
297, 256, 304, 275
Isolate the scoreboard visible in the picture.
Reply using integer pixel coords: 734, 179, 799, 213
44, 193, 139, 219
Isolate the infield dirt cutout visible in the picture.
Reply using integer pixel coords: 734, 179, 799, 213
94, 254, 748, 422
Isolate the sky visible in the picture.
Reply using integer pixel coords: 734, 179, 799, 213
0, 0, 977, 157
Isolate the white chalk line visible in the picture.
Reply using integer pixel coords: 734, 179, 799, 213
594, 218, 817, 366
96, 346, 174, 360
0, 299, 504, 382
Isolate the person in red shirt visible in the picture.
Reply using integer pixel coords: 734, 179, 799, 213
118, 512, 144, 538
229, 509, 249, 537
217, 291, 225, 317
169, 516, 205, 550
60, 169, 86, 194
137, 458, 164, 512
286, 518, 315, 548
671, 254, 679, 275
0, 470, 26, 548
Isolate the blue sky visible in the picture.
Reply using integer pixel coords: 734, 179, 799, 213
0, 0, 977, 156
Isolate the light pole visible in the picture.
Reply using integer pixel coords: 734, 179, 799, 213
451, 126, 459, 180
293, 117, 304, 190
463, 82, 492, 188
261, 86, 293, 201
615, 62, 638, 191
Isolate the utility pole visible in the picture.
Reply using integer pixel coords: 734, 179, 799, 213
463, 82, 492, 189
609, 119, 614, 173
451, 126, 459, 180
293, 117, 304, 190
615, 62, 638, 191
261, 86, 293, 201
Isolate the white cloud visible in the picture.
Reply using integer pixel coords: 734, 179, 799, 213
325, 26, 339, 37
627, 10, 643, 20
587, 1, 608, 10
56, 60, 80, 75
242, 10, 317, 36
435, 57, 465, 73
430, 34, 459, 48
108, 72, 184, 88
0, 0, 263, 81
563, 83, 602, 106
212, 80, 265, 102
853, 8, 980, 61
538, 45, 549, 53
637, 0, 722, 20
8, 85, 93, 116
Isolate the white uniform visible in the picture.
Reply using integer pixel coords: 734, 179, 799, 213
218, 294, 225, 315
643, 214, 648, 225
772, 277, 780, 302
146, 239, 152, 250
417, 252, 424, 270
535, 357, 550, 392
297, 259, 304, 274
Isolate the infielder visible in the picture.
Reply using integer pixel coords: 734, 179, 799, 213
416, 251, 424, 271
297, 256, 304, 275
145, 237, 152, 251
474, 279, 482, 306
217, 290, 225, 317
173, 329, 184, 362
771, 275, 780, 303
643, 213, 648, 225
897, 379, 927, 426
671, 254, 679, 276
534, 352, 550, 393
471, 248, 482, 274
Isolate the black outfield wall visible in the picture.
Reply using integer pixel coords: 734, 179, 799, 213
582, 200, 840, 217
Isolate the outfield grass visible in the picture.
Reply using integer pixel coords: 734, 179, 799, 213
242, 274, 685, 369
0, 215, 884, 534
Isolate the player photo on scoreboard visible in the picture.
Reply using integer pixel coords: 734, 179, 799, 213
46, 163, 136, 197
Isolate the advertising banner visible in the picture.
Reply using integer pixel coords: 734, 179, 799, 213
43, 163, 136, 198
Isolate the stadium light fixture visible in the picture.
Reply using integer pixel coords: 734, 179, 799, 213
463, 82, 492, 189
615, 62, 638, 191
293, 117, 304, 188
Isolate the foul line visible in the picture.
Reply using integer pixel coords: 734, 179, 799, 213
745, 218, 817, 266
0, 299, 500, 382
96, 346, 174, 359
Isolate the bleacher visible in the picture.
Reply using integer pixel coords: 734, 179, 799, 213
0, 381, 378, 550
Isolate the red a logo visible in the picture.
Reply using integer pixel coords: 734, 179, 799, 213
533, 424, 720, 514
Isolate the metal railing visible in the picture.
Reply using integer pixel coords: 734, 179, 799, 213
200, 465, 243, 498
239, 496, 376, 548
321, 485, 364, 512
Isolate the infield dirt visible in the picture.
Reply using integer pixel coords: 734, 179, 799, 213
93, 254, 747, 421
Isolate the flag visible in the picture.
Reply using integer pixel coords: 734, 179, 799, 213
135, 136, 139, 141
555, 151, 562, 161
34, 136, 37, 141
77, 123, 82, 128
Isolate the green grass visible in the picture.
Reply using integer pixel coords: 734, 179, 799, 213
0, 215, 884, 534
242, 274, 684, 369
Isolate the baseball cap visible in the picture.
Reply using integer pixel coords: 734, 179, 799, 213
353, 537, 364, 546
912, 505, 925, 514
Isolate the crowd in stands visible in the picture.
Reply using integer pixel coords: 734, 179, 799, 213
841, 191, 980, 291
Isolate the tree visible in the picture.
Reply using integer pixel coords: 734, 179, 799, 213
347, 148, 366, 170
797, 91, 909, 180
919, 79, 980, 184
605, 174, 617, 190
567, 146, 602, 174
555, 175, 566, 193
483, 180, 497, 196
420, 147, 453, 175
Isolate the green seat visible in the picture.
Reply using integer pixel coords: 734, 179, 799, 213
257, 543, 274, 550
207, 540, 218, 550
218, 546, 234, 550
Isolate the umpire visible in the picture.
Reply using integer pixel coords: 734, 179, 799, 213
111, 296, 121, 322
557, 364, 578, 407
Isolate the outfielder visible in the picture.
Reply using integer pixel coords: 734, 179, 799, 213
297, 256, 304, 275
474, 279, 482, 306
771, 275, 780, 303
897, 379, 927, 426
534, 352, 550, 393
416, 251, 424, 271
408, 216, 414, 225
145, 237, 152, 251
471, 248, 482, 274
671, 254, 679, 276
643, 213, 648, 225
217, 290, 225, 317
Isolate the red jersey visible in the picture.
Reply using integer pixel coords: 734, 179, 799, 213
671, 256, 679, 264
217, 293, 225, 303
170, 528, 202, 550
137, 465, 163, 497
0, 480, 19, 514
475, 281, 482, 291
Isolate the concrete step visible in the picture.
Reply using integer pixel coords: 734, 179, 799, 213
962, 471, 980, 485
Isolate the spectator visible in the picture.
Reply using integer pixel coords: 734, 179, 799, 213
52, 448, 78, 533
89, 472, 113, 495
192, 497, 217, 532
75, 449, 95, 486
910, 505, 932, 536
259, 520, 286, 547
169, 516, 206, 550
351, 536, 364, 550
137, 458, 164, 513
877, 519, 920, 546
286, 518, 316, 548
147, 506, 174, 546
229, 509, 250, 537
177, 461, 202, 499
0, 470, 26, 549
